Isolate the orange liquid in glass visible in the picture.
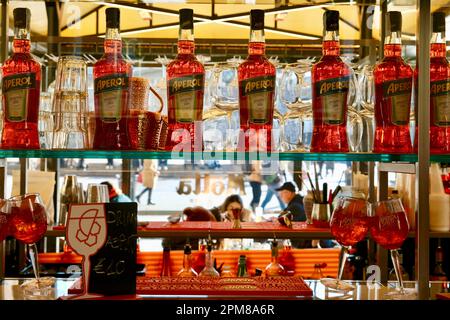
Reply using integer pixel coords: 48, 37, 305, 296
11, 203, 47, 244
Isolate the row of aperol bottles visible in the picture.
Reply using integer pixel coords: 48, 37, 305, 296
2, 8, 449, 153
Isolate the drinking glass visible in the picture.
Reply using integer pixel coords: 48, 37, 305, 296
66, 205, 107, 299
52, 56, 88, 149
321, 196, 369, 292
347, 108, 364, 152
39, 92, 54, 149
7, 193, 55, 297
280, 62, 313, 151
212, 58, 241, 151
359, 65, 375, 113
370, 198, 416, 299
86, 184, 109, 203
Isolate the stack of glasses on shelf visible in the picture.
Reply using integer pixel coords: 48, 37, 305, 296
1, 8, 449, 154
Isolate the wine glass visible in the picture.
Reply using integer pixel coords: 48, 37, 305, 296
280, 61, 315, 151
321, 196, 369, 292
212, 58, 241, 151
66, 204, 107, 299
7, 193, 55, 298
370, 198, 416, 299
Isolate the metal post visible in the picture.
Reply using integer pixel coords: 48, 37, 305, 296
378, 170, 389, 284
122, 159, 132, 198
17, 158, 28, 274
0, 0, 8, 63
359, 4, 374, 60
380, 0, 387, 59
20, 158, 28, 195
416, 0, 431, 300
0, 159, 6, 279
47, 159, 59, 226
45, 1, 60, 86
44, 159, 57, 253
367, 162, 376, 267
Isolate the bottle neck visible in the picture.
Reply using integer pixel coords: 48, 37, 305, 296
271, 246, 279, 263
322, 31, 340, 56
178, 28, 195, 55
13, 27, 31, 54
384, 31, 402, 57
163, 250, 170, 262
431, 32, 446, 58
436, 247, 444, 263
183, 252, 193, 269
104, 28, 122, 55
249, 29, 265, 56
205, 251, 213, 267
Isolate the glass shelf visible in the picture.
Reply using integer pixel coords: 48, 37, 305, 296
0, 150, 449, 162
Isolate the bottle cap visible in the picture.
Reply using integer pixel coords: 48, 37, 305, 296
250, 9, 265, 30
433, 12, 446, 33
13, 8, 31, 29
184, 244, 192, 254
163, 246, 171, 252
106, 8, 120, 29
323, 10, 339, 32
180, 8, 194, 30
387, 11, 402, 33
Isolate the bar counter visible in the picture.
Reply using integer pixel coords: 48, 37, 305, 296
1, 278, 448, 300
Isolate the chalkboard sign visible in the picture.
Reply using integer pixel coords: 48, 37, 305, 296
88, 202, 138, 296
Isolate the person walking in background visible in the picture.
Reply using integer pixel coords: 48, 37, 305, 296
101, 181, 132, 202
106, 158, 114, 170
248, 161, 262, 212
136, 159, 159, 205
260, 164, 286, 212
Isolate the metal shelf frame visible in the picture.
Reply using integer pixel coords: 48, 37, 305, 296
0, 0, 441, 300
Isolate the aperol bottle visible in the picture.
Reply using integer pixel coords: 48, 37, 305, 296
310, 10, 350, 153
373, 11, 413, 153
93, 8, 132, 150
166, 9, 205, 152
238, 10, 276, 152
414, 12, 450, 154
1, 8, 41, 149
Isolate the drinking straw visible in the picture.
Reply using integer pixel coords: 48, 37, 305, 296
313, 163, 321, 202
331, 185, 342, 202
306, 172, 318, 202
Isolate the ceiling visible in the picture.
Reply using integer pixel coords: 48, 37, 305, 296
3, 0, 450, 41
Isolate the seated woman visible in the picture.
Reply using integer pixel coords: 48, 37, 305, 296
209, 194, 253, 222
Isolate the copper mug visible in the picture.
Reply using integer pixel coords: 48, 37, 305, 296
128, 77, 164, 150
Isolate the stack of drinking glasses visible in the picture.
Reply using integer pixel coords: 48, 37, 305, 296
38, 92, 53, 149
51, 56, 89, 149
211, 58, 241, 151
280, 60, 314, 151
